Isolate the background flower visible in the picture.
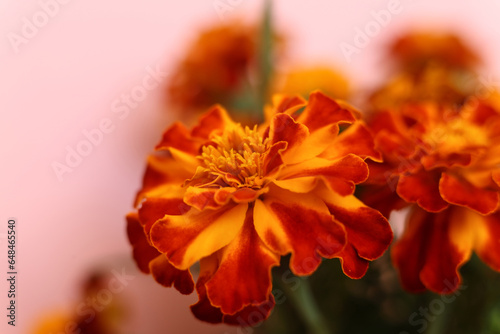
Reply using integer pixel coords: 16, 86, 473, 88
363, 99, 500, 293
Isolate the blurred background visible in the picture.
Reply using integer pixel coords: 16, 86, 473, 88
2, 0, 500, 333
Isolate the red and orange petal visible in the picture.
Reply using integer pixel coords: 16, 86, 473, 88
396, 169, 449, 212
191, 255, 275, 325
317, 185, 393, 278
205, 205, 279, 314
392, 207, 472, 294
126, 212, 194, 294
254, 188, 347, 276
150, 204, 248, 270
439, 172, 500, 215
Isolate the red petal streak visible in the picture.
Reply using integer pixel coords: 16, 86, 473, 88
439, 173, 500, 215
397, 170, 449, 212
150, 204, 247, 270
298, 91, 356, 132
254, 189, 346, 276
149, 254, 194, 295
206, 206, 279, 314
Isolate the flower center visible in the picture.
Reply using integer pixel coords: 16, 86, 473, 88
198, 124, 269, 188
423, 118, 489, 152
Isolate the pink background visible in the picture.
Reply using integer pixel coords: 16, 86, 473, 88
2, 0, 500, 333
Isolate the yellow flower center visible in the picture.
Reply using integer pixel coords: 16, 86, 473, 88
423, 117, 489, 152
199, 124, 269, 188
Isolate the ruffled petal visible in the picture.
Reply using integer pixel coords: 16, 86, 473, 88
439, 172, 500, 215
190, 255, 275, 326
297, 91, 356, 133
190, 255, 224, 324
150, 204, 247, 270
126, 212, 160, 273
206, 205, 279, 314
254, 188, 346, 276
421, 152, 472, 169
269, 112, 343, 165
336, 243, 369, 279
397, 169, 449, 212
317, 185, 393, 278
149, 254, 195, 295
321, 122, 382, 162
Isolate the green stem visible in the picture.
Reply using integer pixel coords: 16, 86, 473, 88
280, 277, 332, 334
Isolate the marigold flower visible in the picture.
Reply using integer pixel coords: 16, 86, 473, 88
369, 31, 480, 109
390, 32, 479, 72
363, 99, 500, 294
167, 23, 257, 111
127, 91, 393, 325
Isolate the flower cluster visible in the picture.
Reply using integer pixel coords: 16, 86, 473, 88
127, 91, 393, 324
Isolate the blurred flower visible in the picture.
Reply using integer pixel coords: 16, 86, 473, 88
390, 32, 480, 72
127, 91, 392, 325
168, 23, 256, 111
369, 31, 481, 109
363, 98, 500, 294
275, 66, 350, 100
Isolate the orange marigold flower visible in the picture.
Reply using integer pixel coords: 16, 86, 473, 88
168, 23, 257, 111
369, 31, 480, 109
127, 91, 393, 325
363, 99, 500, 294
390, 31, 480, 72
